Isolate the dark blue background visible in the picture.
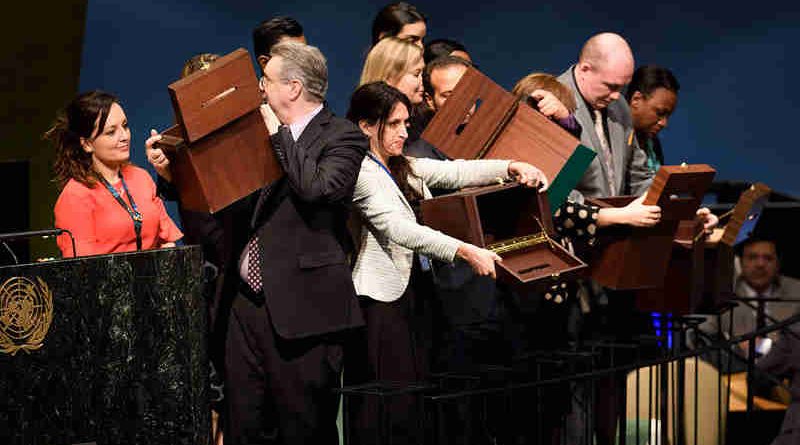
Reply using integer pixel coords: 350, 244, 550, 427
80, 0, 799, 223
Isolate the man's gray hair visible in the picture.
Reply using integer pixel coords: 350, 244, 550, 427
270, 41, 328, 103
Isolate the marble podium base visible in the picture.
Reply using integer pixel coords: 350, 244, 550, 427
0, 246, 209, 444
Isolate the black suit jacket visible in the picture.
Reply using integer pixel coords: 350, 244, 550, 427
221, 107, 368, 340
403, 138, 449, 161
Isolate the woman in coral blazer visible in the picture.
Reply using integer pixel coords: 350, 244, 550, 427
48, 90, 181, 258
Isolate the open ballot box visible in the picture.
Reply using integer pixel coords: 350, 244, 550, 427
637, 182, 770, 314
155, 48, 282, 213
586, 164, 716, 292
420, 181, 586, 288
420, 66, 595, 211
707, 182, 771, 303
718, 182, 771, 246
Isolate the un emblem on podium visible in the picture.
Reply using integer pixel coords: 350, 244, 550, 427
0, 276, 54, 355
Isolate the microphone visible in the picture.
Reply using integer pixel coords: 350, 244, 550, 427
0, 228, 77, 258
0, 229, 65, 242
1, 242, 17, 264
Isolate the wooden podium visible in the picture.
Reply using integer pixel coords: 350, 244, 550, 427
156, 48, 282, 213
587, 164, 716, 291
420, 66, 595, 211
0, 247, 209, 444
420, 182, 586, 289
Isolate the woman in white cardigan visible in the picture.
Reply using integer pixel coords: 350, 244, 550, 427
343, 81, 546, 444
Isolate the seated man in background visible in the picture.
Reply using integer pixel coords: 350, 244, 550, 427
697, 238, 800, 373
731, 238, 800, 351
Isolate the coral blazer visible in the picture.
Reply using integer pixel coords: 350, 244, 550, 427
54, 164, 182, 257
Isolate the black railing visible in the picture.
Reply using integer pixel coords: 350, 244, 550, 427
339, 300, 800, 445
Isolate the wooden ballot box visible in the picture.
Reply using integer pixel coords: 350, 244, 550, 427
705, 182, 771, 304
420, 66, 595, 211
419, 182, 586, 288
636, 219, 706, 313
586, 164, 716, 291
156, 48, 282, 213
628, 183, 769, 314
718, 182, 771, 246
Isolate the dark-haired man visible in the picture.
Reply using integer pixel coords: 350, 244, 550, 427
253, 16, 307, 132
423, 54, 472, 114
729, 239, 800, 344
423, 38, 471, 64
252, 16, 306, 71
404, 55, 472, 159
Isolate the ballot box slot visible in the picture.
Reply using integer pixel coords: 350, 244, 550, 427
455, 98, 482, 136
201, 86, 238, 108
477, 100, 518, 159
518, 263, 550, 275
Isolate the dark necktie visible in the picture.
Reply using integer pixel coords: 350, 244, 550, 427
245, 236, 263, 293
272, 125, 292, 168
244, 125, 292, 294
756, 295, 767, 332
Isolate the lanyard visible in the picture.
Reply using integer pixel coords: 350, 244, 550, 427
97, 171, 143, 250
366, 152, 396, 183
644, 138, 661, 173
365, 152, 432, 271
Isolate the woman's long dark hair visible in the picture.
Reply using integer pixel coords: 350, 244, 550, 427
45, 90, 119, 188
347, 81, 422, 203
371, 2, 426, 45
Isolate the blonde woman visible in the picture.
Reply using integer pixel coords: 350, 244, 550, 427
360, 36, 424, 106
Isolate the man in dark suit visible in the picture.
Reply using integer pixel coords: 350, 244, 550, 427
222, 41, 368, 445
